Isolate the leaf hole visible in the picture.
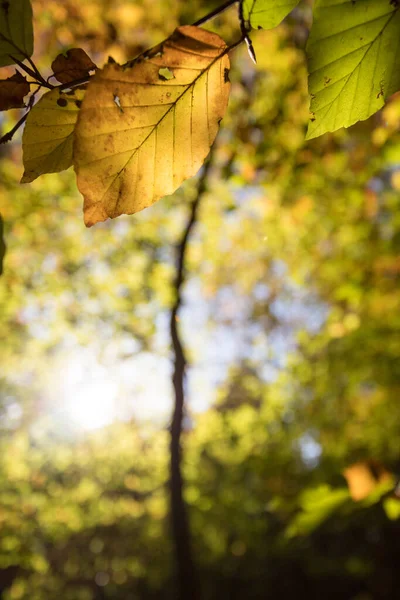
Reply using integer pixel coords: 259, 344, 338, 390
113, 94, 124, 112
158, 67, 175, 81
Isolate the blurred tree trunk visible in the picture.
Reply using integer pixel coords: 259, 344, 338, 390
169, 156, 213, 600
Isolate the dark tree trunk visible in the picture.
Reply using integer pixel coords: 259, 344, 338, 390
168, 157, 213, 600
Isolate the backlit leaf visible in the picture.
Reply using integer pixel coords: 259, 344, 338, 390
306, 0, 400, 140
0, 0, 33, 67
0, 71, 29, 110
73, 25, 230, 227
51, 48, 97, 85
242, 0, 301, 30
21, 87, 85, 183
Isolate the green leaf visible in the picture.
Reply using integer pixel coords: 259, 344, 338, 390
383, 497, 400, 521
306, 0, 400, 140
242, 0, 301, 30
0, 213, 5, 275
0, 0, 34, 68
21, 87, 85, 183
286, 485, 350, 537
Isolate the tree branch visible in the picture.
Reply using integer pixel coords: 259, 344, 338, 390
0, 112, 28, 145
0, 0, 243, 145
193, 0, 238, 26
169, 151, 215, 600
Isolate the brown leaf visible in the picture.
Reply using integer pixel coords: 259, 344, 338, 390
51, 48, 97, 84
0, 71, 30, 110
73, 25, 231, 227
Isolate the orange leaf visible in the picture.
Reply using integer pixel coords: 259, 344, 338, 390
73, 25, 230, 227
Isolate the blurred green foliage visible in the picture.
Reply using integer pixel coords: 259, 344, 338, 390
1, 1, 400, 599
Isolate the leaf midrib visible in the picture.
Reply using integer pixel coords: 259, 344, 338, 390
87, 47, 227, 207
308, 9, 397, 135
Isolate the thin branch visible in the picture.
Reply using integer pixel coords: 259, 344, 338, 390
0, 112, 28, 145
1, 0, 244, 99
0, 86, 40, 145
49, 0, 243, 91
169, 151, 215, 600
57, 76, 92, 92
193, 0, 238, 26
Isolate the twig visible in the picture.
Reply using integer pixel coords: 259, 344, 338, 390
0, 112, 28, 145
169, 151, 215, 600
0, 86, 40, 145
0, 32, 52, 88
8, 54, 38, 79
193, 0, 238, 26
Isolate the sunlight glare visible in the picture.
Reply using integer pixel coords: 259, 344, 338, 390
64, 377, 119, 431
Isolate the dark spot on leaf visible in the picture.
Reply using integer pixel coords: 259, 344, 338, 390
323, 77, 331, 86
1, 1, 9, 15
75, 99, 82, 108
390, 0, 398, 7
224, 68, 230, 83
57, 98, 68, 107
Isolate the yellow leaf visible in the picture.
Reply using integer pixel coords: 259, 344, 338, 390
21, 87, 86, 183
73, 25, 230, 227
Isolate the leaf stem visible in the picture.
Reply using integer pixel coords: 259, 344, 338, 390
0, 32, 52, 88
